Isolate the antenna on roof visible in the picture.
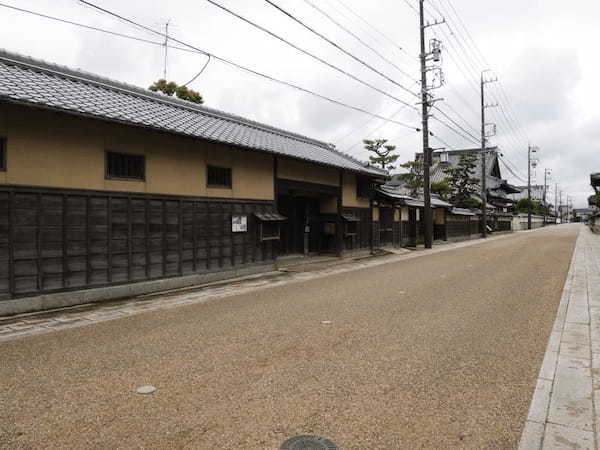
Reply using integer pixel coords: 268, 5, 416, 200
163, 19, 171, 80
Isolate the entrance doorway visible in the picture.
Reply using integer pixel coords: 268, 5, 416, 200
277, 195, 320, 256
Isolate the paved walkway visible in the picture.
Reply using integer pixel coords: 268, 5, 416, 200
520, 226, 600, 449
0, 231, 514, 343
0, 225, 577, 449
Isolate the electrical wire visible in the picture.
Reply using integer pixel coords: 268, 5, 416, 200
330, 0, 418, 62
301, 0, 419, 83
182, 54, 211, 86
204, 0, 419, 110
4, 1, 421, 131
262, 0, 419, 98
71, 1, 480, 153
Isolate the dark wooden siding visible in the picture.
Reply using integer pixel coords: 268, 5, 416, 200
446, 215, 472, 239
341, 207, 371, 251
0, 186, 276, 301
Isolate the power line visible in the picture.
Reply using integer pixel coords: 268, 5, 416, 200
204, 0, 419, 110
343, 104, 414, 154
7, 1, 421, 131
499, 156, 527, 183
431, 107, 479, 143
213, 0, 485, 150
331, 0, 418, 62
422, 4, 528, 165
301, 0, 419, 83
262, 0, 420, 98
73, 1, 475, 154
183, 54, 211, 86
430, 0, 531, 151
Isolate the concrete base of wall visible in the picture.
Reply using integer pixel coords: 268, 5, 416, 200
446, 233, 481, 243
0, 263, 276, 317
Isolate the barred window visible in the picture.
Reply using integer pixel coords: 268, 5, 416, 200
106, 152, 145, 180
0, 137, 5, 171
356, 177, 371, 198
207, 165, 232, 188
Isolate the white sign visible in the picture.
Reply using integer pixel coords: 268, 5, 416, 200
232, 215, 247, 233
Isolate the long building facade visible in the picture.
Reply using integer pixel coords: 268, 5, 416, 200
0, 51, 388, 313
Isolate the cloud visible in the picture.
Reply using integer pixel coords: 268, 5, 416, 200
0, 0, 597, 206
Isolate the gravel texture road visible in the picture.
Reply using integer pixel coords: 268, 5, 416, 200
0, 226, 578, 449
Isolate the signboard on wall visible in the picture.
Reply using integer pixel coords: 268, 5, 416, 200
232, 215, 248, 233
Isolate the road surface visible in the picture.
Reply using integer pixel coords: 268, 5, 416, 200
0, 225, 579, 449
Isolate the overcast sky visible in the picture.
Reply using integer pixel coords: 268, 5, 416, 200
1, 0, 598, 207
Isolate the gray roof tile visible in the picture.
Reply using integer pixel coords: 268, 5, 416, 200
0, 50, 385, 176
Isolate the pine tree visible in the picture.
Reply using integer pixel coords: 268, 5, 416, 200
443, 153, 480, 208
363, 139, 399, 170
398, 160, 424, 197
149, 79, 204, 104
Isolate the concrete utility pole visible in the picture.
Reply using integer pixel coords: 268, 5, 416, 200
543, 168, 551, 226
418, 0, 444, 249
480, 70, 497, 238
527, 145, 538, 230
554, 183, 558, 224
559, 190, 563, 223
527, 146, 532, 230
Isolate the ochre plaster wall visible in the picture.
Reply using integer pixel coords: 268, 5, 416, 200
0, 104, 274, 200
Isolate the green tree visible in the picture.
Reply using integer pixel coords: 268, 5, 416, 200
514, 198, 545, 215
363, 139, 399, 170
462, 197, 482, 209
398, 160, 424, 197
149, 79, 204, 104
431, 180, 452, 200
443, 153, 480, 208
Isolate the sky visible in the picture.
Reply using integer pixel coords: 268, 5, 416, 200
1, 0, 598, 207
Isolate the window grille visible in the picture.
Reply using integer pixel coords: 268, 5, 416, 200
207, 165, 232, 188
106, 151, 145, 180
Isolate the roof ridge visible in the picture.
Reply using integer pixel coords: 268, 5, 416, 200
327, 145, 387, 175
0, 48, 332, 150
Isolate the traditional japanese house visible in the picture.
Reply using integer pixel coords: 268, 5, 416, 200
425, 148, 521, 213
0, 50, 386, 314
509, 184, 545, 203
374, 184, 452, 247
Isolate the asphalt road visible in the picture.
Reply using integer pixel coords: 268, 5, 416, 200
0, 226, 579, 449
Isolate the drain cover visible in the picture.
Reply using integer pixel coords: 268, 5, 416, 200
280, 435, 337, 450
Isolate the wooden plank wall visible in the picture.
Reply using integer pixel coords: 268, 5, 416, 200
0, 186, 275, 301
446, 215, 471, 238
341, 207, 371, 251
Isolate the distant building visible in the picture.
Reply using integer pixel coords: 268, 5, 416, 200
573, 208, 594, 223
509, 184, 546, 203
412, 148, 521, 212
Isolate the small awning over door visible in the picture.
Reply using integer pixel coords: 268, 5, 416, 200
254, 212, 287, 221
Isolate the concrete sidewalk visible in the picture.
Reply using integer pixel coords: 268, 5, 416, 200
520, 226, 600, 449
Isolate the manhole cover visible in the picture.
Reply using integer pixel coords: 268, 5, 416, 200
280, 435, 337, 450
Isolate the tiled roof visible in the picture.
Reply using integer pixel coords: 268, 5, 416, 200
0, 50, 384, 176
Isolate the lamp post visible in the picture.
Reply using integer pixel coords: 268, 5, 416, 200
543, 168, 551, 226
527, 145, 538, 230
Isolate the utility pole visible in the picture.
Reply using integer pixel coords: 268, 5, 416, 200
543, 168, 551, 226
480, 71, 497, 238
419, 0, 444, 249
527, 145, 538, 230
559, 190, 563, 224
527, 145, 531, 230
554, 183, 558, 225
